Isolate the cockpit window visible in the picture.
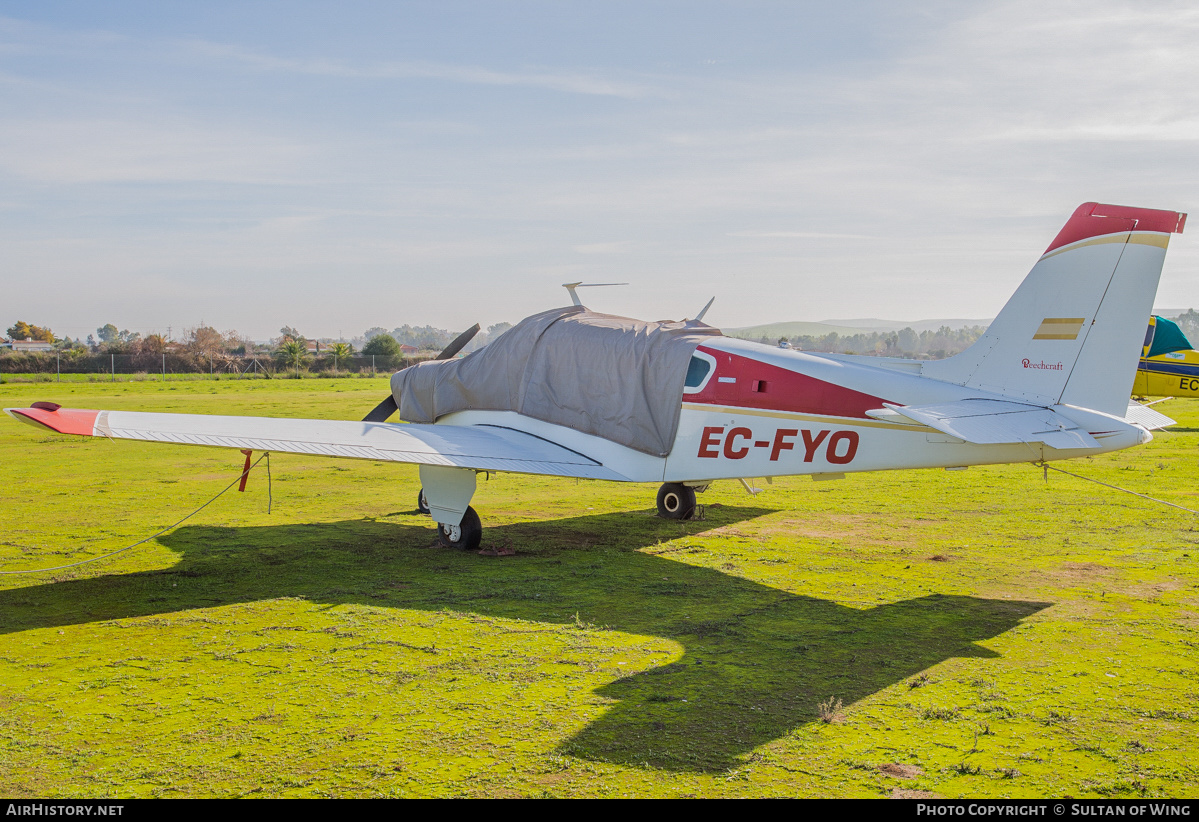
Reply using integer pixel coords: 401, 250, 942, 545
684, 355, 712, 388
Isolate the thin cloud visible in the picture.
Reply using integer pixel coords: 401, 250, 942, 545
1, 15, 665, 99
727, 231, 875, 240
184, 40, 663, 99
572, 241, 638, 254
0, 117, 313, 184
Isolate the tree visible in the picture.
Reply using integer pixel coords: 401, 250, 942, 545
51, 336, 84, 351
186, 326, 225, 359
6, 321, 54, 342
274, 339, 309, 371
390, 324, 453, 350
1173, 309, 1199, 341
141, 334, 168, 355
362, 334, 401, 358
223, 330, 251, 355
325, 342, 353, 371
91, 324, 139, 353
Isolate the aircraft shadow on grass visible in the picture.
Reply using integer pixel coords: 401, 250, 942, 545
0, 505, 1047, 772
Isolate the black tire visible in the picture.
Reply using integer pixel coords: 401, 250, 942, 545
656, 483, 697, 520
417, 489, 430, 515
437, 506, 483, 550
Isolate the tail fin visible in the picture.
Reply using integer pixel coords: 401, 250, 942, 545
921, 203, 1186, 417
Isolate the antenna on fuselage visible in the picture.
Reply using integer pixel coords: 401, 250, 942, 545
562, 282, 628, 307
693, 296, 716, 323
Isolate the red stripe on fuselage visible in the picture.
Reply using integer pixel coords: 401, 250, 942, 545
9, 406, 100, 436
687, 347, 890, 419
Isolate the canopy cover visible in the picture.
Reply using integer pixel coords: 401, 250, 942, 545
1146, 315, 1194, 358
390, 306, 723, 456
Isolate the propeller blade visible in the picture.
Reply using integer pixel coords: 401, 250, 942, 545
436, 323, 480, 360
362, 395, 398, 423
363, 324, 478, 422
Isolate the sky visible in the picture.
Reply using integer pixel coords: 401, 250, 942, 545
2, 1, 1197, 341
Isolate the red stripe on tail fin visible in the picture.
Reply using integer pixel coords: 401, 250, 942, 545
1045, 202, 1186, 255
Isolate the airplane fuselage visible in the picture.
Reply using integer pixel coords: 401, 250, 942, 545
439, 335, 1149, 486
1134, 349, 1199, 398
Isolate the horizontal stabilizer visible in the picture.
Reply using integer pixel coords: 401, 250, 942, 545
4, 406, 628, 481
872, 399, 1100, 450
1124, 400, 1175, 431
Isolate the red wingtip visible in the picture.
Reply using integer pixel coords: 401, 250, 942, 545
1045, 202, 1187, 255
7, 406, 100, 436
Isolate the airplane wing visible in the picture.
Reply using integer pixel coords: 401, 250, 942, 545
4, 405, 628, 481
869, 399, 1101, 450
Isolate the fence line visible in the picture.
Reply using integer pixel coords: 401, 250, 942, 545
0, 352, 426, 377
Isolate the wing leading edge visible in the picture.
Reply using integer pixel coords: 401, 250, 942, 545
4, 406, 628, 481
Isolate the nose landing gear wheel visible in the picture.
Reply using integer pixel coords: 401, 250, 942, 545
437, 506, 483, 550
656, 483, 697, 520
417, 489, 430, 515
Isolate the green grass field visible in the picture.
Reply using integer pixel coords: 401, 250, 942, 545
1, 378, 1197, 798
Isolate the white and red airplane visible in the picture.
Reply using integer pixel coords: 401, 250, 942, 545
5, 202, 1188, 550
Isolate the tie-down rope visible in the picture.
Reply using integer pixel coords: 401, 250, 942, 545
0, 453, 271, 576
1037, 460, 1199, 515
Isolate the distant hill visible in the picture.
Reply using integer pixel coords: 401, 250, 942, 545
728, 311, 1192, 341
820, 318, 993, 333
724, 321, 875, 339
726, 318, 991, 340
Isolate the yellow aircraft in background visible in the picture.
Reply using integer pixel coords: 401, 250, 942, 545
1133, 315, 1199, 398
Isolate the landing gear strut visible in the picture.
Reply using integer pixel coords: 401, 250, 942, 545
437, 506, 483, 550
656, 483, 697, 520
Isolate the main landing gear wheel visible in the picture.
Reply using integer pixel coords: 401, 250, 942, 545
437, 506, 483, 550
656, 483, 697, 520
417, 489, 430, 515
